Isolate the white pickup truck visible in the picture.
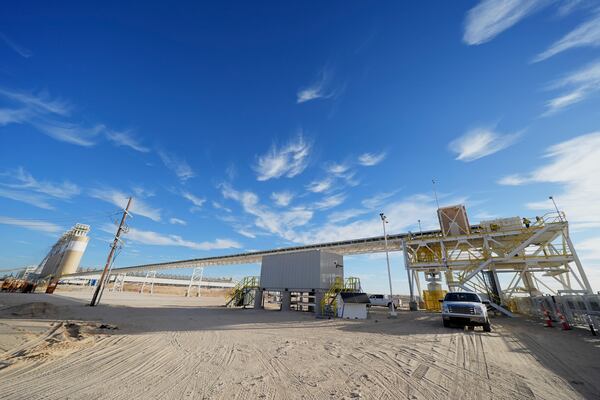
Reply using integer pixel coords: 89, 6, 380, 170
368, 294, 400, 308
441, 292, 491, 332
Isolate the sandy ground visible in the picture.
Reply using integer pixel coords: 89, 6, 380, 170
1, 291, 599, 400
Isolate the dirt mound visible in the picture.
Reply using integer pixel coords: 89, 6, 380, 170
0, 302, 62, 318
0, 321, 104, 370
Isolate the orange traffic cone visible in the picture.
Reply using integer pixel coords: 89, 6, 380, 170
542, 308, 553, 328
556, 310, 572, 330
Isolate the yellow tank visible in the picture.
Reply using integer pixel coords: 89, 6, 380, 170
422, 288, 447, 312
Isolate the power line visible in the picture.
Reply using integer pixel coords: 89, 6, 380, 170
90, 197, 133, 306
0, 210, 123, 225
0, 211, 124, 234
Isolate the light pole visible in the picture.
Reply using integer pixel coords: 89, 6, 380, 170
380, 213, 397, 317
549, 196, 563, 221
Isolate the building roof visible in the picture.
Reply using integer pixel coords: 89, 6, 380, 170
339, 292, 370, 303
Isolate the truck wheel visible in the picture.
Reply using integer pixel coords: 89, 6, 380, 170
387, 302, 392, 308
443, 320, 451, 328
483, 322, 492, 332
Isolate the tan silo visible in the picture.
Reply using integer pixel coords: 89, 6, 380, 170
37, 224, 90, 279
55, 224, 90, 277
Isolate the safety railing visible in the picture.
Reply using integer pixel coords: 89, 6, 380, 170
226, 276, 260, 307
320, 276, 363, 317
512, 294, 600, 335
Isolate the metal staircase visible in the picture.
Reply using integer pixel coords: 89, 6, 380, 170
226, 276, 260, 308
320, 277, 362, 317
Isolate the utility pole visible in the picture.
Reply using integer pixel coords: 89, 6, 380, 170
90, 197, 133, 306
380, 213, 397, 317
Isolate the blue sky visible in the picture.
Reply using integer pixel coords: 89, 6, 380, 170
1, 1, 600, 293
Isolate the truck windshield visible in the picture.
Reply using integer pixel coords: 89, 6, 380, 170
444, 293, 480, 302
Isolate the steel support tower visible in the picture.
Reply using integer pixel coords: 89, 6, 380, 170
403, 211, 592, 315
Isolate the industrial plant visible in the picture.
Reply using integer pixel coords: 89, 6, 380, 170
5, 201, 595, 332
0, 201, 600, 398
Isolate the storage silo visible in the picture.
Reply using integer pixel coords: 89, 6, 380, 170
55, 224, 90, 277
37, 224, 90, 278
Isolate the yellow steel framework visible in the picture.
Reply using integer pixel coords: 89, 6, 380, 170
226, 276, 260, 308
320, 276, 362, 316
403, 212, 592, 316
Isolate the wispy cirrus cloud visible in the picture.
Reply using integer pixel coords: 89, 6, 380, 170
0, 216, 62, 233
577, 236, 600, 260
328, 208, 370, 224
297, 68, 339, 103
31, 120, 102, 147
306, 177, 333, 193
557, 0, 590, 16
0, 88, 150, 151
463, 0, 549, 45
89, 187, 161, 221
0, 88, 69, 115
212, 201, 232, 213
499, 132, 600, 229
306, 160, 359, 195
169, 218, 187, 226
254, 134, 311, 181
543, 59, 600, 115
294, 194, 440, 244
0, 108, 30, 125
221, 183, 313, 241
324, 190, 400, 225
449, 127, 520, 162
158, 150, 195, 182
497, 174, 529, 186
358, 152, 386, 166
314, 193, 346, 210
361, 190, 399, 209
181, 191, 206, 210
0, 167, 80, 210
1, 167, 80, 199
534, 12, 600, 62
236, 229, 257, 239
101, 224, 241, 251
271, 191, 294, 207
325, 162, 350, 176
0, 32, 32, 58
132, 186, 155, 198
0, 188, 54, 210
105, 130, 150, 153
221, 182, 441, 245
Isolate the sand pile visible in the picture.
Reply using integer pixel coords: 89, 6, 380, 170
0, 320, 106, 370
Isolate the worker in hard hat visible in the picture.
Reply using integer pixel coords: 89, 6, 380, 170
522, 217, 531, 228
